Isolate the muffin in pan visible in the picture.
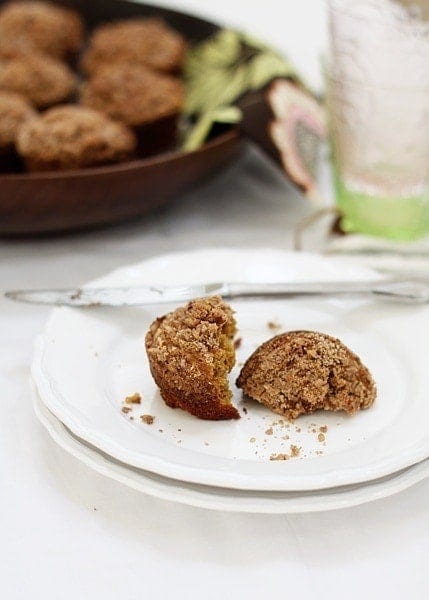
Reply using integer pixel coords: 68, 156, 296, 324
0, 1, 84, 61
0, 37, 37, 61
0, 90, 36, 170
81, 17, 187, 77
0, 54, 77, 109
81, 64, 184, 155
17, 105, 137, 171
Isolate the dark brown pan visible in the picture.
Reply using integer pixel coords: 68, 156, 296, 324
0, 0, 242, 235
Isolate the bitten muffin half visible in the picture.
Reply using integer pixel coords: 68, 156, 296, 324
17, 105, 137, 171
145, 296, 240, 421
237, 331, 376, 420
81, 17, 187, 76
0, 1, 84, 61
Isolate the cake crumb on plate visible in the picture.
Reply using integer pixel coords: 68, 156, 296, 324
125, 392, 141, 404
140, 414, 154, 424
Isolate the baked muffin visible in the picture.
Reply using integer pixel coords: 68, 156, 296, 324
0, 90, 36, 170
17, 105, 137, 171
0, 37, 37, 61
237, 331, 376, 420
145, 296, 240, 421
0, 1, 84, 61
0, 91, 36, 153
81, 17, 187, 76
81, 63, 184, 154
0, 54, 76, 108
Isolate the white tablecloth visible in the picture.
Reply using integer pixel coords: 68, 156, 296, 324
2, 2, 428, 598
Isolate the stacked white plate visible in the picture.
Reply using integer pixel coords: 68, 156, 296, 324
31, 248, 429, 513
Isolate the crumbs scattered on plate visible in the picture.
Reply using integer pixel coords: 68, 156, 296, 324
246, 416, 329, 460
270, 444, 301, 461
117, 389, 330, 460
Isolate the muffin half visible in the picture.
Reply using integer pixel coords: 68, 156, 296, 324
237, 331, 376, 420
146, 296, 240, 420
17, 105, 137, 171
81, 17, 187, 76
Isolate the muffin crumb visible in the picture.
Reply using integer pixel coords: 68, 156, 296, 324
125, 392, 141, 404
140, 414, 154, 425
290, 444, 301, 457
270, 453, 289, 461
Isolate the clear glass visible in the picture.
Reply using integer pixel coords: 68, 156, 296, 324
327, 0, 429, 240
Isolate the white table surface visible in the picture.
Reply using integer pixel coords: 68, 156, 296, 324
1, 2, 428, 598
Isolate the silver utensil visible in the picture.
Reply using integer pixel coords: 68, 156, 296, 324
4, 279, 429, 307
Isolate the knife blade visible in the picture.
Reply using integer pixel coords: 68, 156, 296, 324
4, 278, 429, 306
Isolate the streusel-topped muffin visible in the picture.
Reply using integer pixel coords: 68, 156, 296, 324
0, 91, 36, 154
0, 54, 76, 108
17, 105, 136, 171
237, 331, 376, 420
146, 296, 240, 421
80, 63, 184, 128
81, 17, 186, 76
0, 1, 84, 60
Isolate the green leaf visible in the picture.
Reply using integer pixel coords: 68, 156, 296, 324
248, 52, 297, 90
184, 69, 233, 115
182, 28, 304, 150
211, 106, 242, 123
182, 113, 215, 152
215, 65, 249, 107
186, 30, 241, 74
240, 32, 271, 52
182, 106, 242, 151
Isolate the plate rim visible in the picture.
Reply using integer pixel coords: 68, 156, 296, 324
32, 384, 429, 514
31, 248, 429, 492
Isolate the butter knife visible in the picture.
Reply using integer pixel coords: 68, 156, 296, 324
4, 279, 429, 306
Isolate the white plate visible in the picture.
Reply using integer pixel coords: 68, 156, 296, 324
33, 386, 429, 514
31, 248, 429, 491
